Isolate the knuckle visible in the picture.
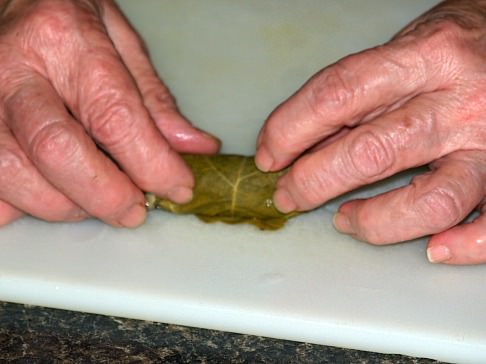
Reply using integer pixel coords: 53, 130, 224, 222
354, 211, 383, 245
79, 174, 137, 220
88, 188, 132, 220
412, 19, 467, 72
308, 62, 356, 119
345, 130, 394, 181
30, 121, 80, 168
0, 146, 28, 187
417, 187, 463, 232
288, 158, 329, 209
14, 0, 101, 46
426, 19, 464, 43
344, 202, 388, 245
143, 85, 178, 115
360, 231, 385, 246
144, 85, 174, 106
81, 59, 141, 149
20, 2, 75, 45
87, 99, 136, 148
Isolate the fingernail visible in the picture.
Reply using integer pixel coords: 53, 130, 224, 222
198, 130, 222, 152
255, 145, 274, 172
273, 188, 297, 213
200, 129, 221, 144
427, 245, 452, 264
333, 212, 353, 234
168, 185, 193, 204
119, 202, 147, 228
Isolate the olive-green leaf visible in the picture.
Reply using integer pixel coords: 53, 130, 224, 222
145, 154, 298, 230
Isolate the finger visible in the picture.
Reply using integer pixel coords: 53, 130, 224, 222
0, 121, 86, 222
101, 1, 221, 154
4, 74, 146, 228
272, 93, 455, 213
72, 40, 195, 203
0, 200, 24, 226
427, 211, 486, 265
332, 151, 486, 245
256, 36, 451, 172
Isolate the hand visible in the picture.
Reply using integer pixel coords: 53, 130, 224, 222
0, 0, 219, 227
256, 0, 486, 265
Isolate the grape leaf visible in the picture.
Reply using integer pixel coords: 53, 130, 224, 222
145, 154, 299, 230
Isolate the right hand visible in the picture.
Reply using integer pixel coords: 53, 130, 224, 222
0, 0, 220, 227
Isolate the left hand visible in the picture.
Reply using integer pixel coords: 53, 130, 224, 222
256, 0, 486, 265
0, 0, 220, 228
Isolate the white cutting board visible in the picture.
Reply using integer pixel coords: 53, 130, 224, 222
1, 1, 485, 363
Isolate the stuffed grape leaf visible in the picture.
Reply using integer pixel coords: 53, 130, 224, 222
145, 154, 298, 230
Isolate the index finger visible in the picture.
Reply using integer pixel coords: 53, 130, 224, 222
255, 36, 448, 172
77, 54, 195, 204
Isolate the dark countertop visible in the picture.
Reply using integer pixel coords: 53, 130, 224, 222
0, 301, 444, 363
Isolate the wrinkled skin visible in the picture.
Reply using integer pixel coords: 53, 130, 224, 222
0, 0, 219, 227
256, 0, 486, 265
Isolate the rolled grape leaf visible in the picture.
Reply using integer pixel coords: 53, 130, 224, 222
145, 154, 299, 230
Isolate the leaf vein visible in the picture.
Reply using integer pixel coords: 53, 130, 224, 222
205, 157, 234, 187
230, 158, 247, 216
